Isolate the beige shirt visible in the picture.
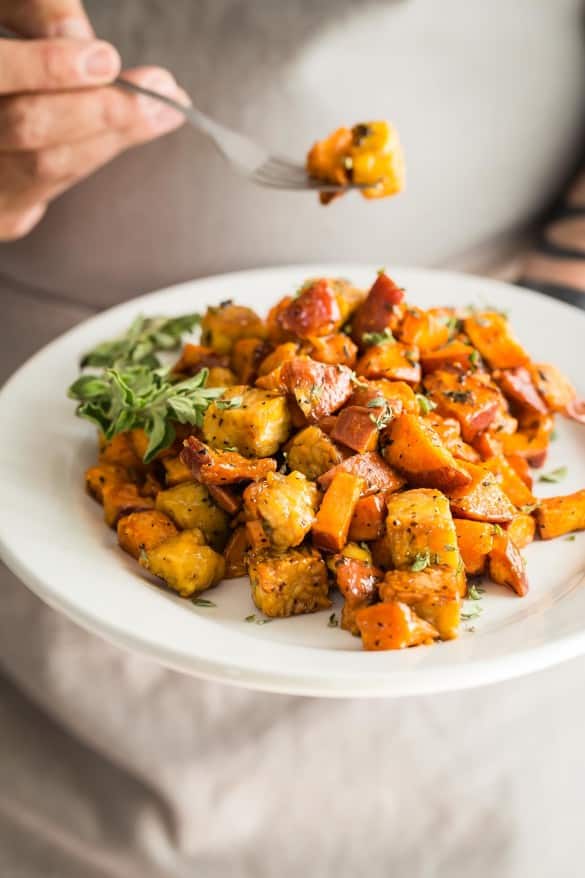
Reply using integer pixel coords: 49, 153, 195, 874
1, 3, 584, 876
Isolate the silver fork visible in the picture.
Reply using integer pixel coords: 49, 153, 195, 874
0, 25, 367, 195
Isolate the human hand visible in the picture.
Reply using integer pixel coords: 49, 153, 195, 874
0, 0, 188, 240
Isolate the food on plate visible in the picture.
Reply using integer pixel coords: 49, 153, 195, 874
70, 271, 584, 652
306, 121, 405, 204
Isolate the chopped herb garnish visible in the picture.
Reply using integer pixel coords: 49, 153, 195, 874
370, 402, 394, 430
327, 612, 339, 628
551, 429, 558, 441
216, 395, 244, 410
467, 583, 485, 601
416, 393, 437, 416
404, 350, 418, 367
445, 315, 462, 336
409, 550, 438, 572
245, 614, 271, 625
565, 534, 576, 542
461, 604, 483, 621
443, 389, 472, 404
538, 466, 568, 484
362, 328, 395, 347
376, 266, 387, 276
192, 597, 217, 607
367, 396, 388, 409
469, 349, 480, 369
492, 524, 504, 536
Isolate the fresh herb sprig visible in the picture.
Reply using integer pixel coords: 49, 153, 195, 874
68, 366, 224, 463
80, 313, 201, 369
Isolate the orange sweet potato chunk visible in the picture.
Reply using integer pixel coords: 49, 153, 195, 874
420, 341, 478, 373
356, 601, 439, 650
224, 526, 250, 579
481, 455, 536, 508
398, 307, 450, 353
351, 272, 405, 347
382, 414, 471, 492
312, 471, 364, 552
463, 312, 529, 369
356, 342, 421, 385
380, 567, 462, 640
446, 463, 516, 523
423, 370, 502, 442
507, 513, 536, 549
117, 510, 178, 560
348, 493, 387, 541
318, 452, 405, 496
534, 490, 585, 540
488, 533, 528, 596
454, 519, 495, 575
331, 406, 379, 453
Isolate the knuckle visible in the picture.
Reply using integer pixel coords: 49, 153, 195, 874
39, 41, 70, 83
4, 98, 47, 150
28, 146, 69, 183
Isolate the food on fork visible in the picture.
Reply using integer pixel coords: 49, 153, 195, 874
69, 271, 584, 653
306, 121, 405, 204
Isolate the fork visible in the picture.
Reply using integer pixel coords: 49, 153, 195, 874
0, 24, 367, 194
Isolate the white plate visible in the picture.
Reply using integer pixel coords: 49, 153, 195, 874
0, 265, 584, 697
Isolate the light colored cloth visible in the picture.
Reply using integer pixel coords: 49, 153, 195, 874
1, 2, 585, 876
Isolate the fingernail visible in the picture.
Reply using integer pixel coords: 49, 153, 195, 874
48, 17, 94, 39
139, 72, 179, 117
82, 42, 120, 80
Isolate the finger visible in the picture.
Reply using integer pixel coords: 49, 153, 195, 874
0, 75, 187, 213
0, 37, 121, 94
0, 68, 185, 151
0, 0, 93, 38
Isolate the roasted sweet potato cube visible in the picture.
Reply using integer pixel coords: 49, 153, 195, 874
99, 432, 144, 472
181, 437, 277, 484
382, 414, 471, 491
245, 519, 271, 552
351, 272, 405, 347
172, 343, 229, 376
528, 363, 576, 412
230, 337, 270, 384
285, 426, 345, 480
280, 357, 354, 422
319, 451, 405, 496
331, 406, 380, 453
312, 471, 364, 552
488, 533, 528, 596
420, 341, 479, 373
334, 557, 381, 634
224, 526, 250, 579
356, 601, 439, 650
454, 519, 495, 575
161, 455, 195, 487
102, 483, 154, 528
534, 490, 585, 540
425, 413, 480, 464
507, 513, 536, 549
117, 510, 179, 559
505, 453, 533, 489
398, 307, 450, 353
446, 463, 516, 523
248, 547, 330, 617
155, 481, 230, 549
207, 484, 241, 515
244, 471, 319, 550
347, 379, 417, 414
356, 342, 421, 385
85, 462, 129, 503
257, 341, 299, 377
349, 493, 387, 541
500, 414, 553, 468
463, 311, 529, 369
277, 279, 343, 338
305, 333, 358, 368
201, 302, 266, 354
203, 386, 291, 457
384, 489, 460, 571
380, 567, 462, 640
141, 531, 224, 597
495, 367, 547, 415
423, 370, 501, 442
481, 455, 536, 508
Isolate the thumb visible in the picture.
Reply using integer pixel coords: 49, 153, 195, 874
0, 0, 94, 39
